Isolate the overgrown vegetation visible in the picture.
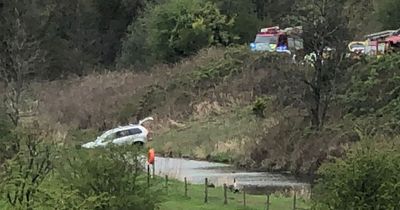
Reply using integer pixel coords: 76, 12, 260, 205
313, 141, 400, 209
0, 131, 162, 209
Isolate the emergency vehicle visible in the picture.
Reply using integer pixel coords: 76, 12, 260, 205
250, 26, 304, 54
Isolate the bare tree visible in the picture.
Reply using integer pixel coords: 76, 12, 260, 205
295, 0, 350, 129
0, 0, 52, 126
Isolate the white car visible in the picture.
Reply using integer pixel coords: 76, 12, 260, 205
82, 117, 153, 149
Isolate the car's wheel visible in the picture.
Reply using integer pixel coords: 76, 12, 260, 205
133, 141, 144, 147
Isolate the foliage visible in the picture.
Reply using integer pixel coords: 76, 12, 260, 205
65, 129, 99, 145
0, 105, 14, 165
252, 96, 272, 118
376, 0, 400, 30
209, 0, 262, 43
191, 46, 253, 88
0, 129, 54, 210
343, 54, 400, 135
313, 141, 400, 210
0, 0, 147, 79
121, 0, 236, 64
46, 145, 162, 210
117, 16, 154, 69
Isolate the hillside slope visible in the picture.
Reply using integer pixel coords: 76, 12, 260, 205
29, 46, 400, 176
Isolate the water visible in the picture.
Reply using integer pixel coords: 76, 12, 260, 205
154, 157, 311, 196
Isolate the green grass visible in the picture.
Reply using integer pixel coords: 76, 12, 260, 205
0, 200, 6, 209
161, 180, 309, 210
0, 175, 309, 210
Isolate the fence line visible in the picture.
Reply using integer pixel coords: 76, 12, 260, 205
156, 175, 310, 209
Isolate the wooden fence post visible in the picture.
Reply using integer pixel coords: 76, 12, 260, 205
265, 194, 270, 210
147, 164, 150, 187
223, 183, 228, 205
204, 178, 208, 203
243, 187, 246, 207
184, 177, 188, 197
165, 175, 168, 194
152, 162, 155, 178
293, 191, 297, 210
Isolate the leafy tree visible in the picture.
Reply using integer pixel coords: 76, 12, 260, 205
313, 142, 400, 209
117, 15, 154, 69
122, 0, 236, 64
209, 0, 261, 43
376, 0, 400, 30
253, 0, 296, 25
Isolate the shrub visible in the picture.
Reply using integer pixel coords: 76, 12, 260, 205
0, 129, 54, 210
48, 145, 162, 210
313, 142, 400, 210
252, 96, 272, 118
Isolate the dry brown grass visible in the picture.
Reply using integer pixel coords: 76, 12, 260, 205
32, 47, 226, 132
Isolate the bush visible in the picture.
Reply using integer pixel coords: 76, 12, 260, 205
48, 145, 162, 210
252, 96, 272, 118
0, 129, 54, 210
313, 142, 400, 210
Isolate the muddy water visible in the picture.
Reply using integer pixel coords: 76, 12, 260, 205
154, 157, 311, 196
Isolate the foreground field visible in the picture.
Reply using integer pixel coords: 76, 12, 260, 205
161, 180, 309, 210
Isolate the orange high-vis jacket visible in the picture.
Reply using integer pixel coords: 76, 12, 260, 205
148, 148, 155, 164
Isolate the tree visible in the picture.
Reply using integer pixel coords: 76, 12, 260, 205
0, 130, 53, 210
376, 0, 400, 30
0, 0, 52, 126
209, 0, 261, 43
121, 0, 236, 64
293, 0, 350, 129
253, 0, 296, 25
313, 142, 400, 209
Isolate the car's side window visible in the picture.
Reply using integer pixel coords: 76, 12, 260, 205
116, 130, 129, 138
128, 128, 142, 136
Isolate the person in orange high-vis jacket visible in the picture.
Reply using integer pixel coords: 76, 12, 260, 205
148, 148, 155, 165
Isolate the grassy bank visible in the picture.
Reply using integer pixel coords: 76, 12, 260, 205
161, 180, 309, 210
151, 107, 268, 165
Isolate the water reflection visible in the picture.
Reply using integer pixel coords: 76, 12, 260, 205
154, 157, 310, 195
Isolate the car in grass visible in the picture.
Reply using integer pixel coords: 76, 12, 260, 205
81, 117, 154, 149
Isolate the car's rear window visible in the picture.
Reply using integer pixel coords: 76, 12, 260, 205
128, 128, 142, 135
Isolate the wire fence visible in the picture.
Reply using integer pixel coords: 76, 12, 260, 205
146, 165, 310, 210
